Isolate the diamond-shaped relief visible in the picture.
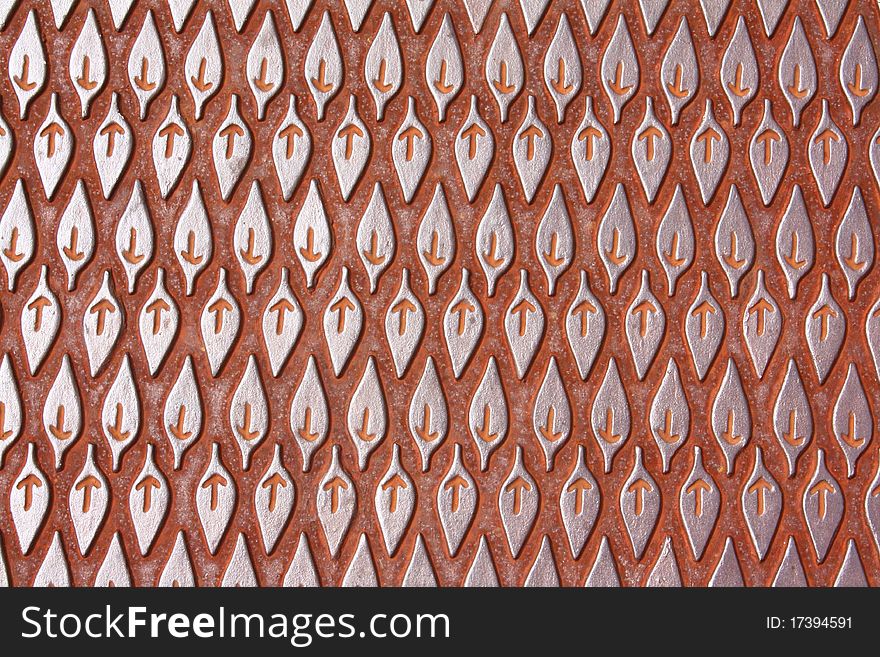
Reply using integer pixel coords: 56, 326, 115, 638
0, 2, 877, 588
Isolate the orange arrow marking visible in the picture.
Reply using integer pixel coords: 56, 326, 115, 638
607, 61, 632, 95
391, 298, 417, 335
311, 60, 334, 93
840, 412, 865, 448
236, 403, 260, 441
262, 473, 288, 512
518, 125, 544, 161
577, 125, 602, 160
99, 121, 125, 157
17, 474, 42, 511
239, 227, 263, 265
606, 227, 628, 265
842, 233, 865, 271
145, 298, 170, 335
461, 123, 486, 159
158, 123, 184, 158
686, 479, 711, 516
628, 479, 652, 515
727, 62, 751, 97
511, 298, 536, 336
666, 64, 689, 98
423, 231, 446, 266
3, 227, 25, 262
433, 59, 453, 94
191, 58, 212, 92
631, 300, 657, 337
169, 406, 192, 441
444, 475, 469, 512
362, 231, 386, 266
572, 299, 597, 337
723, 231, 746, 269
133, 58, 157, 91
782, 410, 804, 447
135, 475, 161, 512
505, 477, 532, 514
219, 124, 244, 159
656, 409, 679, 444
356, 408, 376, 442
690, 300, 716, 338
13, 55, 37, 91
638, 126, 663, 162
814, 129, 840, 165
297, 407, 320, 442
543, 233, 565, 267
253, 58, 275, 92
279, 123, 303, 158
756, 128, 780, 165
62, 226, 85, 261
0, 402, 12, 440
77, 56, 98, 90
847, 63, 871, 97
382, 474, 408, 512
809, 480, 835, 519
323, 476, 348, 513
721, 411, 742, 445
39, 121, 64, 157
450, 299, 475, 335
269, 298, 295, 334
121, 227, 144, 264
493, 60, 515, 94
338, 124, 364, 159
550, 58, 573, 94
783, 232, 807, 269
475, 406, 498, 443
696, 126, 721, 163
788, 65, 809, 99
48, 406, 72, 440
75, 475, 102, 512
539, 406, 563, 442
372, 59, 393, 93
811, 304, 837, 341
89, 298, 116, 335
207, 298, 233, 333
330, 297, 355, 333
664, 232, 687, 267
415, 404, 439, 442
27, 295, 51, 331
483, 232, 505, 268
398, 125, 423, 161
107, 403, 130, 442
567, 478, 593, 514
597, 407, 621, 444
299, 227, 323, 262
748, 477, 773, 515
180, 231, 203, 265
748, 298, 774, 336
202, 473, 228, 510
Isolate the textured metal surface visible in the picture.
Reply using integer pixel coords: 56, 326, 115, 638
0, 0, 879, 586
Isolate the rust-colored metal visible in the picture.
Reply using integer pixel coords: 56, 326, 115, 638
0, 0, 879, 587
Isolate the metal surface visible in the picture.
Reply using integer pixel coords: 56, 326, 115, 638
0, 0, 879, 586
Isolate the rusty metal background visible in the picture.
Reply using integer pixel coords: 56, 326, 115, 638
0, 0, 879, 586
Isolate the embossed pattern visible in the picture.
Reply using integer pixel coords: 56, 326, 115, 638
0, 0, 879, 587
